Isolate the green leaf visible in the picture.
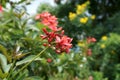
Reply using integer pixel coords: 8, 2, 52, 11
0, 45, 12, 62
0, 69, 8, 79
16, 55, 42, 66
15, 69, 28, 80
36, 22, 46, 30
24, 76, 43, 80
26, 26, 40, 32
0, 54, 12, 73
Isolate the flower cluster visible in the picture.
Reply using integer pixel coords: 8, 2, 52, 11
68, 1, 96, 24
35, 12, 59, 31
68, 1, 89, 21
36, 12, 72, 53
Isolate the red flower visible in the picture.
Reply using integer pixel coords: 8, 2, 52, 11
35, 12, 51, 20
41, 28, 57, 43
0, 5, 3, 12
41, 28, 72, 53
47, 58, 52, 63
38, 12, 73, 54
36, 12, 60, 31
55, 36, 72, 53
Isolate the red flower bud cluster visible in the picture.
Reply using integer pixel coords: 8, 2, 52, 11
36, 12, 72, 54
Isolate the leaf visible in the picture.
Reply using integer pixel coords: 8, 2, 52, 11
26, 25, 40, 32
15, 69, 28, 80
57, 66, 63, 73
0, 45, 12, 62
24, 76, 43, 80
0, 54, 12, 73
16, 55, 42, 66
36, 22, 46, 30
14, 53, 29, 60
0, 69, 8, 79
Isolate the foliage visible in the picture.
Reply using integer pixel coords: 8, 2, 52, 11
0, 0, 120, 80
92, 71, 108, 80
90, 33, 120, 80
54, 0, 120, 22
37, 3, 55, 14
0, 1, 74, 80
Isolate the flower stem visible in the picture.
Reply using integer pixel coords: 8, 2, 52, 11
7, 59, 16, 79
12, 47, 48, 78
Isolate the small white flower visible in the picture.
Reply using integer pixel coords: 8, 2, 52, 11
80, 64, 83, 67
83, 57, 87, 61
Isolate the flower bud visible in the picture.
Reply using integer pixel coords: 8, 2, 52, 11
47, 58, 52, 63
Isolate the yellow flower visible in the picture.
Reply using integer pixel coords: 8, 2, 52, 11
100, 44, 106, 49
76, 9, 82, 15
76, 4, 85, 14
69, 12, 76, 20
77, 5, 83, 11
80, 17, 88, 24
91, 15, 96, 19
101, 36, 108, 41
81, 3, 87, 8
80, 1, 89, 9
76, 1, 89, 15
78, 41, 85, 47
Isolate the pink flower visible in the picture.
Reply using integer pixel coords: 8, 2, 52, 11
36, 12, 59, 31
91, 37, 97, 42
47, 58, 52, 63
35, 12, 51, 20
88, 76, 93, 80
87, 48, 92, 56
0, 5, 3, 12
55, 36, 72, 53
87, 37, 96, 43
39, 12, 51, 19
